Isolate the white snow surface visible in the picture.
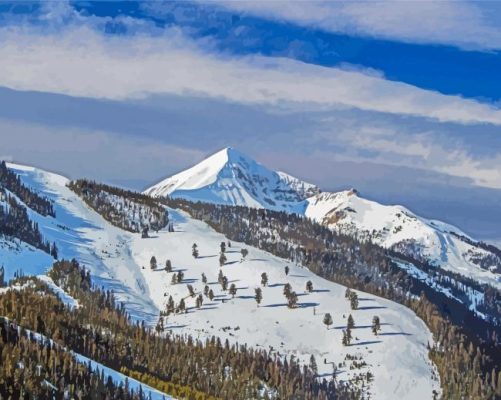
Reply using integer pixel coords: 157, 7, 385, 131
305, 191, 501, 289
144, 147, 318, 212
0, 162, 441, 399
144, 149, 500, 290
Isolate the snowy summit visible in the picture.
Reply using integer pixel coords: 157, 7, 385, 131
144, 147, 319, 212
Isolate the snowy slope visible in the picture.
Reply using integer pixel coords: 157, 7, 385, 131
2, 163, 159, 323
0, 162, 440, 399
144, 148, 500, 290
144, 147, 319, 212
305, 191, 501, 289
126, 208, 440, 399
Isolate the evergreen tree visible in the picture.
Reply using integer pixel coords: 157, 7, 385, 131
309, 355, 318, 375
284, 265, 289, 276
204, 285, 210, 297
283, 283, 292, 298
187, 284, 195, 298
349, 292, 359, 310
177, 270, 184, 283
178, 298, 186, 313
201, 273, 207, 284
371, 315, 381, 336
208, 289, 215, 301
220, 241, 226, 253
0, 266, 4, 287
192, 243, 198, 259
287, 292, 298, 309
166, 296, 175, 314
306, 280, 313, 293
165, 259, 172, 272
342, 329, 352, 346
221, 276, 228, 291
255, 288, 263, 306
150, 256, 157, 270
229, 283, 237, 298
261, 272, 268, 287
347, 314, 355, 330
50, 243, 58, 259
219, 252, 227, 267
196, 294, 203, 308
240, 248, 248, 261
323, 313, 333, 330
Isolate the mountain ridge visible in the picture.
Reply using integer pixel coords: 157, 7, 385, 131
145, 148, 501, 289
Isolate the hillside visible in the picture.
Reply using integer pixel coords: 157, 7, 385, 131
305, 191, 501, 290
0, 162, 440, 399
145, 148, 501, 292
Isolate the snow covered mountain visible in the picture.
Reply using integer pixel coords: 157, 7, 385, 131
0, 162, 440, 399
146, 148, 501, 290
144, 147, 319, 212
305, 190, 501, 289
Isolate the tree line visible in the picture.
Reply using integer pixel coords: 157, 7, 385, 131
0, 259, 358, 400
69, 180, 169, 234
164, 198, 501, 400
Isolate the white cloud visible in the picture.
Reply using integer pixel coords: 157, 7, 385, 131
314, 122, 501, 189
210, 0, 501, 51
0, 118, 205, 185
0, 27, 501, 125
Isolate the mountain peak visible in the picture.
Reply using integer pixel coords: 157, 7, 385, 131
144, 147, 319, 211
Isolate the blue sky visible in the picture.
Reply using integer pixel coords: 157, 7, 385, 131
0, 1, 500, 242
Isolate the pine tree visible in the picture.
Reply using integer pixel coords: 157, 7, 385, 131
283, 283, 292, 298
342, 329, 352, 346
196, 294, 203, 308
150, 256, 157, 270
165, 260, 172, 272
219, 252, 227, 267
187, 284, 195, 298
306, 280, 313, 293
284, 265, 289, 276
240, 248, 248, 261
347, 314, 355, 330
167, 296, 175, 314
287, 291, 298, 309
349, 292, 359, 310
220, 241, 226, 254
229, 283, 237, 298
208, 289, 215, 301
178, 298, 186, 313
255, 288, 262, 306
323, 313, 333, 330
201, 273, 207, 284
371, 316, 381, 336
192, 243, 198, 259
221, 276, 228, 291
177, 270, 184, 283
204, 285, 210, 297
261, 272, 268, 287
309, 355, 318, 375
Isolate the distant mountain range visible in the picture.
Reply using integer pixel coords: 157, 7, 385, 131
146, 147, 501, 289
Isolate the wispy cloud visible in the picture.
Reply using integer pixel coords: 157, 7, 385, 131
208, 0, 501, 51
0, 26, 500, 126
0, 117, 205, 187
